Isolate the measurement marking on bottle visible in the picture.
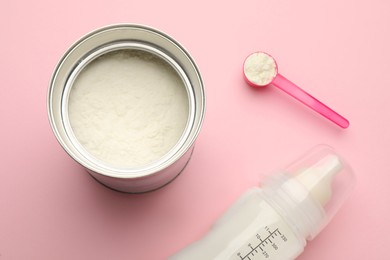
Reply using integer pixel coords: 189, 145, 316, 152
237, 228, 282, 260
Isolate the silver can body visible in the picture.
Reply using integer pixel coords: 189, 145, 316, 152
47, 24, 205, 193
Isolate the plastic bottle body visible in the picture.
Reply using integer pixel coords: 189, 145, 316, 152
170, 188, 306, 260
170, 146, 355, 260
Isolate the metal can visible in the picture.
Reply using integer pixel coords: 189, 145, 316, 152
47, 24, 205, 193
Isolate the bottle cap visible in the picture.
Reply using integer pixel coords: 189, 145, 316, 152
263, 145, 355, 239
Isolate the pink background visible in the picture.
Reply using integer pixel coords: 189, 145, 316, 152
1, 0, 389, 259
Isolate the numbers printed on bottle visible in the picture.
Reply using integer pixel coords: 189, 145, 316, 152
225, 198, 301, 260
234, 225, 290, 260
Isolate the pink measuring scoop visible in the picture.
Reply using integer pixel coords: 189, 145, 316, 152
243, 52, 349, 128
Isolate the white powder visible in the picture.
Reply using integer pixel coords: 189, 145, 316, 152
244, 52, 277, 86
68, 50, 189, 168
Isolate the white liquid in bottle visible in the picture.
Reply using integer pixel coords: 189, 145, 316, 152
170, 146, 355, 260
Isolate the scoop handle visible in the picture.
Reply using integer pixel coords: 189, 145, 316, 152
272, 74, 349, 128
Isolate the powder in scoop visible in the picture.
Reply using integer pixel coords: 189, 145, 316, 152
244, 52, 277, 86
68, 50, 189, 168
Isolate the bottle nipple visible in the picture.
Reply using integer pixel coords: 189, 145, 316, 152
295, 154, 342, 206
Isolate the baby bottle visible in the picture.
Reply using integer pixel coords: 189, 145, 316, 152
170, 145, 355, 260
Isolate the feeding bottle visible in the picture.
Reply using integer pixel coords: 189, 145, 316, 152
170, 146, 355, 260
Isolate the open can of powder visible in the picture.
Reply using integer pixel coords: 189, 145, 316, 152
48, 24, 205, 193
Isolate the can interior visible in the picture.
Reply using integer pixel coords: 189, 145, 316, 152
62, 42, 195, 175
